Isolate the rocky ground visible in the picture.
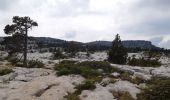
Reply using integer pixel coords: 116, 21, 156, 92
0, 51, 170, 100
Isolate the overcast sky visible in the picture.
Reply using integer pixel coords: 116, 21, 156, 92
0, 0, 170, 48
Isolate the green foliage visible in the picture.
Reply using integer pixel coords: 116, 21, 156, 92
64, 92, 80, 100
112, 91, 135, 100
137, 79, 170, 100
120, 72, 132, 80
55, 63, 101, 79
78, 61, 112, 73
75, 79, 96, 94
143, 51, 162, 59
108, 34, 127, 64
53, 49, 65, 59
0, 67, 13, 76
120, 72, 144, 85
59, 60, 77, 65
27, 60, 45, 68
66, 41, 80, 57
55, 61, 114, 79
15, 62, 24, 67
4, 16, 38, 66
64, 79, 96, 100
127, 57, 161, 67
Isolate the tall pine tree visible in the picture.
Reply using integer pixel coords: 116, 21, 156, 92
4, 16, 38, 67
108, 34, 127, 64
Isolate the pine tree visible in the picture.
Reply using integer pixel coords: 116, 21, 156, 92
108, 34, 127, 64
4, 16, 38, 67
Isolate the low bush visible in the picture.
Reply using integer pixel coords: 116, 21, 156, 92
0, 67, 13, 76
15, 62, 24, 67
127, 57, 161, 67
59, 60, 77, 65
55, 61, 115, 79
64, 92, 80, 100
56, 63, 101, 79
120, 72, 144, 85
137, 79, 170, 100
75, 79, 96, 94
78, 61, 112, 73
112, 91, 134, 100
27, 60, 45, 68
53, 49, 66, 59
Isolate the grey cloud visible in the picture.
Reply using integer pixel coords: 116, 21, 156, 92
123, 17, 170, 35
0, 0, 16, 10
49, 0, 90, 17
138, 0, 170, 10
160, 40, 170, 49
121, 0, 170, 36
150, 37, 163, 46
63, 31, 76, 39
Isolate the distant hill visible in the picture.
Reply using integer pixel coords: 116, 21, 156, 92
0, 37, 4, 42
87, 40, 159, 50
0, 36, 160, 50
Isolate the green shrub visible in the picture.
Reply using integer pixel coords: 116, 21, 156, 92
53, 49, 65, 59
127, 57, 161, 67
15, 62, 24, 67
76, 79, 96, 94
78, 61, 112, 73
120, 72, 132, 81
120, 72, 144, 85
59, 60, 77, 65
0, 67, 13, 76
56, 63, 101, 79
57, 68, 71, 76
27, 60, 45, 68
81, 67, 101, 79
112, 91, 135, 100
64, 92, 80, 100
137, 79, 170, 100
55, 61, 114, 79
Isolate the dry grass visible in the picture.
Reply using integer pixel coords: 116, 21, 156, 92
112, 91, 135, 100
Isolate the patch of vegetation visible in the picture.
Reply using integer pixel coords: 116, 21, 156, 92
120, 72, 145, 85
59, 60, 77, 65
78, 61, 113, 73
55, 61, 117, 81
53, 49, 66, 59
75, 79, 96, 94
137, 79, 170, 100
56, 63, 101, 79
143, 51, 162, 59
27, 60, 45, 68
112, 91, 135, 100
108, 34, 127, 64
64, 92, 80, 100
7, 57, 19, 65
64, 79, 96, 100
127, 57, 161, 67
0, 67, 13, 76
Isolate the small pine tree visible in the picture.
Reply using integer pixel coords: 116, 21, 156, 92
108, 34, 127, 64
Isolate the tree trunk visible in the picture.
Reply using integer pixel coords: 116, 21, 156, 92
24, 25, 28, 67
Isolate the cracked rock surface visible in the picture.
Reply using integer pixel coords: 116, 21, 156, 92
0, 67, 84, 100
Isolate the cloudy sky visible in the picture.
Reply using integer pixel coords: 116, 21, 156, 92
0, 0, 170, 48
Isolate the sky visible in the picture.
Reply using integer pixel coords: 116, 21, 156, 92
0, 0, 170, 49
